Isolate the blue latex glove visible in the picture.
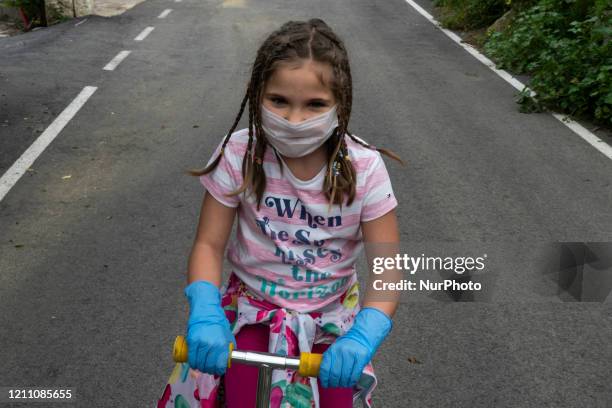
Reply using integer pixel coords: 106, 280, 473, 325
319, 307, 393, 388
184, 280, 236, 376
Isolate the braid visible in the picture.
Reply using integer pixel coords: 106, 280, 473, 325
326, 128, 343, 213
185, 89, 249, 177
241, 87, 256, 195
252, 138, 267, 211
341, 135, 353, 183
346, 131, 371, 149
347, 131, 405, 165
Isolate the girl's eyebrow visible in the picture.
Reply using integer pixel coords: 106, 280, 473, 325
265, 92, 331, 103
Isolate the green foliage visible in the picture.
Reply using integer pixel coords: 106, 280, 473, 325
504, 0, 543, 11
516, 87, 546, 113
484, 0, 612, 125
433, 0, 510, 29
1, 0, 42, 19
46, 2, 71, 25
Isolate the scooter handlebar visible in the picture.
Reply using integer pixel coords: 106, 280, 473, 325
173, 335, 322, 378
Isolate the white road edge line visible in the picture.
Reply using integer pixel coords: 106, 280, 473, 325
134, 26, 155, 41
403, 0, 612, 161
158, 9, 173, 18
103, 50, 131, 71
0, 86, 98, 203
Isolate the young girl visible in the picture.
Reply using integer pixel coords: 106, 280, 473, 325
161, 18, 403, 408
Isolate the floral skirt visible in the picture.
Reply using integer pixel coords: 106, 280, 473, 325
157, 272, 377, 408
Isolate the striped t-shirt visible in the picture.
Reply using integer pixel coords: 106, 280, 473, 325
200, 128, 398, 312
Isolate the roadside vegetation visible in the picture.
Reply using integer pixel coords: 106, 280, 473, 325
433, 0, 611, 129
1, 0, 70, 31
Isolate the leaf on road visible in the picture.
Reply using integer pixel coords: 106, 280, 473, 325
407, 356, 422, 364
62, 175, 72, 180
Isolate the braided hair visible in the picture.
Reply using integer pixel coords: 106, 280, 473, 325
187, 18, 404, 212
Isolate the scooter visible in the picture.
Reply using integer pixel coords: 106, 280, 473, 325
172, 335, 323, 408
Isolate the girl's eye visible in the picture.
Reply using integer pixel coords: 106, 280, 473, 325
270, 97, 326, 108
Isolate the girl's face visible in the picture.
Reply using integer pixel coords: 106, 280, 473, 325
262, 59, 337, 124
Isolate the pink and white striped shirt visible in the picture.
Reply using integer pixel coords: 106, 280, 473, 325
200, 128, 398, 312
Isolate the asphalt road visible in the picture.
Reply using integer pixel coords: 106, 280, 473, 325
1, 0, 611, 407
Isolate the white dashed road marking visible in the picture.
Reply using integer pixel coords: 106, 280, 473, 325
134, 26, 155, 41
1, 0, 194, 201
103, 50, 132, 71
0, 86, 98, 202
158, 9, 173, 18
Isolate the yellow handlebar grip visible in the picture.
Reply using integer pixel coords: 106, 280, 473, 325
298, 352, 323, 378
173, 335, 188, 363
227, 342, 234, 369
172, 335, 234, 369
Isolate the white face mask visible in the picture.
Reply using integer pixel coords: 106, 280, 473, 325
261, 103, 339, 158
